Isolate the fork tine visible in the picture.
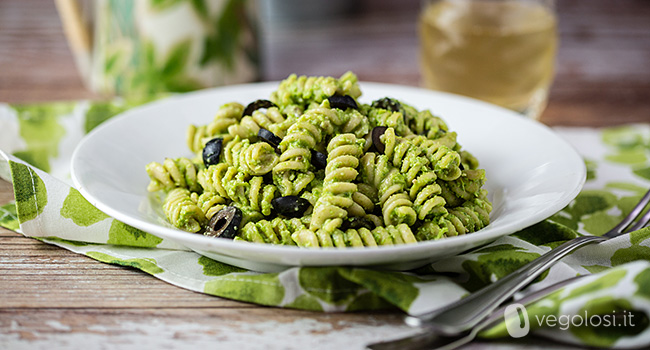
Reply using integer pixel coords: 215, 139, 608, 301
604, 188, 650, 237
626, 204, 650, 232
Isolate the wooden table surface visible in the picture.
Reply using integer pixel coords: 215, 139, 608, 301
1, 0, 648, 349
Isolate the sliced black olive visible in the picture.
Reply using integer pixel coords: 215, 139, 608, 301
310, 149, 327, 169
271, 196, 311, 218
371, 97, 402, 112
202, 137, 223, 167
327, 95, 358, 110
205, 206, 242, 239
243, 99, 277, 117
341, 217, 376, 231
371, 126, 388, 154
258, 128, 282, 149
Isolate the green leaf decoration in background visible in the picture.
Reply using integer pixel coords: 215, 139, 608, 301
149, 0, 184, 12
345, 291, 397, 312
198, 255, 247, 276
131, 39, 204, 95
9, 161, 47, 223
602, 126, 648, 150
339, 268, 423, 311
610, 228, 650, 266
0, 202, 19, 231
107, 220, 163, 247
572, 298, 648, 347
203, 272, 285, 306
201, 0, 243, 69
606, 149, 648, 165
284, 294, 325, 311
633, 166, 650, 181
163, 39, 192, 77
189, 0, 210, 21
461, 246, 543, 292
12, 104, 71, 172
513, 221, 578, 247
602, 126, 649, 165
585, 158, 597, 181
298, 267, 362, 305
87, 251, 164, 274
61, 188, 110, 226
634, 268, 650, 301
85, 101, 129, 133
550, 190, 618, 233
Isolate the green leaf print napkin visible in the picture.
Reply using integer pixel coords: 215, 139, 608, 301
1, 100, 650, 348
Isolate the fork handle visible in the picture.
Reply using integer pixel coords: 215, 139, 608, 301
408, 234, 607, 334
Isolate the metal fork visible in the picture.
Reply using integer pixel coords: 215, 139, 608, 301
366, 275, 587, 350
367, 188, 650, 349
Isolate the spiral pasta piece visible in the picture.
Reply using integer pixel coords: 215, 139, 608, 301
208, 102, 244, 134
163, 188, 207, 232
438, 169, 487, 207
226, 106, 286, 140
408, 135, 462, 181
460, 150, 480, 170
198, 164, 277, 216
347, 183, 376, 217
410, 172, 447, 220
292, 223, 416, 248
416, 192, 492, 241
338, 108, 370, 139
146, 157, 201, 192
223, 136, 279, 175
399, 101, 449, 139
186, 102, 243, 153
272, 105, 341, 196
197, 163, 231, 198
365, 107, 414, 137
270, 71, 361, 108
190, 191, 228, 220
380, 127, 431, 184
359, 153, 417, 226
309, 134, 365, 230
236, 217, 307, 245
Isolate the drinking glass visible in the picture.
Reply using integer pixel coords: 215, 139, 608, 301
419, 0, 558, 119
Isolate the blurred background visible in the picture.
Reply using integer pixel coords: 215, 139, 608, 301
0, 0, 648, 126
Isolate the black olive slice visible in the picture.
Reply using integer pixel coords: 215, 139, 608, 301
341, 217, 376, 231
310, 149, 327, 169
258, 128, 282, 149
371, 97, 402, 112
205, 206, 242, 238
243, 99, 277, 117
202, 137, 223, 167
271, 196, 311, 218
327, 95, 358, 110
371, 126, 388, 154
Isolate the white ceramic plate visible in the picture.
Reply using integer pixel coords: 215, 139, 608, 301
71, 82, 585, 272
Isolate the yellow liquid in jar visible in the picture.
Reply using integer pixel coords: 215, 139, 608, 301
419, 0, 558, 116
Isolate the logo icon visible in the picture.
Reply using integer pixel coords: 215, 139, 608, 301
504, 303, 530, 338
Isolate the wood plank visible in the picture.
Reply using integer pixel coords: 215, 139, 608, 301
0, 308, 415, 350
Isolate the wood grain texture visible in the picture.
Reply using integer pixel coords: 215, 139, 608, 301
0, 0, 648, 348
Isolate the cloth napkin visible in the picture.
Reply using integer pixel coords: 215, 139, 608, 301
1, 99, 650, 348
